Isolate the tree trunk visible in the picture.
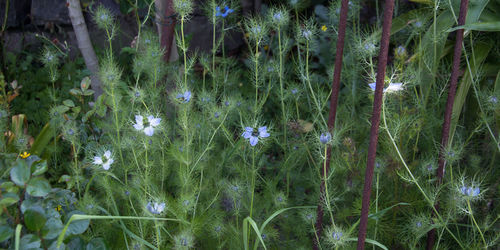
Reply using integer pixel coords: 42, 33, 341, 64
66, 0, 102, 100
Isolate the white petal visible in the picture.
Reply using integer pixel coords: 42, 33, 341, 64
133, 123, 144, 131
103, 150, 111, 159
157, 202, 166, 213
386, 82, 403, 92
144, 126, 154, 136
149, 117, 161, 127
93, 156, 103, 165
135, 115, 143, 125
102, 161, 111, 170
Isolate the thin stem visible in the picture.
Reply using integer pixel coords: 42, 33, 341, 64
467, 200, 487, 248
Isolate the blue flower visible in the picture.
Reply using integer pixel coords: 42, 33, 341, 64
146, 201, 165, 214
460, 186, 480, 197
332, 232, 342, 240
416, 221, 422, 228
320, 132, 331, 144
291, 88, 298, 95
216, 6, 234, 18
214, 112, 220, 118
176, 91, 192, 103
242, 126, 270, 146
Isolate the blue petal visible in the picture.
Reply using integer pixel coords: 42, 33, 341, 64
245, 127, 253, 132
242, 131, 252, 139
472, 187, 480, 196
249, 136, 259, 146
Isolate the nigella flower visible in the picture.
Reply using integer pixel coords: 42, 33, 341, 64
302, 29, 312, 40
368, 82, 403, 93
396, 46, 406, 55
414, 21, 423, 28
273, 13, 282, 22
489, 96, 498, 104
320, 132, 331, 144
242, 126, 270, 146
93, 150, 114, 170
416, 221, 422, 228
215, 6, 234, 18
460, 186, 480, 197
146, 201, 166, 214
364, 43, 375, 51
176, 91, 192, 103
332, 232, 343, 240
291, 88, 298, 95
133, 115, 161, 136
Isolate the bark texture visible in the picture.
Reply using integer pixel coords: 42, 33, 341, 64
66, 0, 102, 99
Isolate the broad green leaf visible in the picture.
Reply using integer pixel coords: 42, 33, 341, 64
63, 99, 75, 107
86, 237, 108, 250
31, 160, 48, 176
26, 177, 51, 197
83, 89, 95, 96
65, 211, 90, 235
80, 76, 91, 91
0, 225, 14, 242
42, 218, 64, 240
24, 207, 47, 231
448, 22, 500, 32
70, 88, 83, 96
243, 217, 266, 250
10, 160, 31, 186
0, 193, 19, 207
19, 234, 41, 250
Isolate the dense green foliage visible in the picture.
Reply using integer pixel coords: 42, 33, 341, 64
1, 0, 500, 249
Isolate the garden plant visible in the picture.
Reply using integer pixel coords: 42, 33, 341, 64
1, 0, 500, 249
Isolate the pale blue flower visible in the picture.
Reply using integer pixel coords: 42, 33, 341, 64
177, 91, 192, 103
133, 115, 161, 136
93, 150, 114, 170
242, 126, 270, 146
460, 185, 480, 197
147, 201, 166, 214
332, 232, 342, 240
368, 82, 403, 93
320, 132, 331, 144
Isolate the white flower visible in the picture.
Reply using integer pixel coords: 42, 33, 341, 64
133, 114, 161, 136
93, 150, 114, 170
368, 82, 404, 93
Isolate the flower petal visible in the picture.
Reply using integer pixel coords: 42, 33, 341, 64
249, 136, 259, 146
245, 127, 253, 133
144, 126, 154, 136
103, 150, 111, 159
135, 115, 143, 125
133, 123, 144, 131
386, 82, 403, 92
102, 161, 111, 170
93, 156, 103, 165
242, 131, 252, 139
368, 82, 376, 91
148, 116, 161, 127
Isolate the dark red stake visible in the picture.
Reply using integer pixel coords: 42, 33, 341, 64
427, 0, 469, 248
160, 0, 176, 62
357, 0, 394, 249
313, 0, 350, 249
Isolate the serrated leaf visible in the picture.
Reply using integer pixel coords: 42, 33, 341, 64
10, 160, 31, 186
63, 100, 75, 107
24, 207, 47, 231
26, 177, 51, 197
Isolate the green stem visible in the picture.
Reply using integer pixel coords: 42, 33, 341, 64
467, 200, 487, 248
181, 16, 188, 87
